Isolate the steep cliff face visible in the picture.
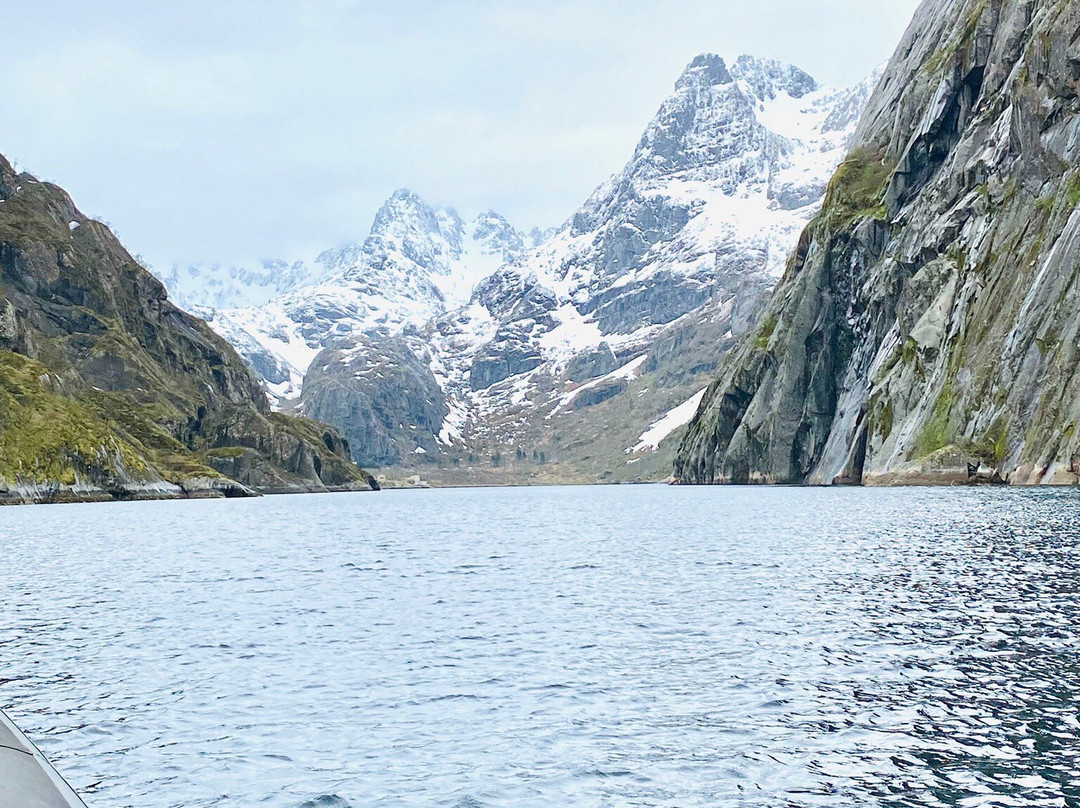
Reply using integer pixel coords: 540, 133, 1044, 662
0, 154, 373, 502
676, 0, 1080, 486
302, 335, 449, 468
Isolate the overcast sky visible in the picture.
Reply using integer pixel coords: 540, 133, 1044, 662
0, 0, 921, 270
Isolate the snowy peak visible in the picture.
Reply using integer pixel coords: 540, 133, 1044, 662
472, 210, 526, 260
349, 189, 535, 289
199, 184, 543, 403
629, 53, 780, 187
370, 188, 443, 241
730, 54, 818, 102
820, 63, 886, 134
159, 257, 324, 310
362, 188, 460, 280
631, 53, 839, 186
475, 53, 879, 339
674, 54, 734, 90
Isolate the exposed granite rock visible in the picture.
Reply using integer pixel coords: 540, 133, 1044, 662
469, 336, 544, 391
566, 343, 619, 383
677, 0, 1080, 487
466, 279, 557, 391
571, 378, 628, 410
301, 336, 448, 468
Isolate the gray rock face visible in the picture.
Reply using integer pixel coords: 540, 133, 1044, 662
246, 348, 292, 386
624, 53, 796, 193
469, 336, 544, 391
472, 210, 527, 259
571, 378, 628, 409
301, 335, 448, 467
463, 277, 559, 390
677, 0, 1080, 487
567, 343, 619, 383
580, 270, 713, 334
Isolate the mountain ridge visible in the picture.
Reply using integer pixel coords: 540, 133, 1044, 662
194, 191, 547, 403
295, 53, 883, 481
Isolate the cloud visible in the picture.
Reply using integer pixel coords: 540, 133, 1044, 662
0, 0, 922, 269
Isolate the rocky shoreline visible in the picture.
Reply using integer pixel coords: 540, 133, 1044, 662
0, 475, 380, 506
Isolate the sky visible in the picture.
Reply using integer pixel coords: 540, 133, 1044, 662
0, 0, 921, 271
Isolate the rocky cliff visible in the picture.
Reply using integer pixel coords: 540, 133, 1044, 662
0, 154, 374, 503
676, 0, 1080, 486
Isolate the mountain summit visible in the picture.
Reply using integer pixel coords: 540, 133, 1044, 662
196, 190, 544, 402
294, 54, 883, 478
675, 53, 734, 89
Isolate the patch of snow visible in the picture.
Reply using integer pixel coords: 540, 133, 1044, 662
551, 355, 647, 415
628, 388, 708, 453
537, 304, 606, 368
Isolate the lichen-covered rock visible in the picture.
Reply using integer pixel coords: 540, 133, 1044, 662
676, 0, 1080, 487
0, 154, 373, 502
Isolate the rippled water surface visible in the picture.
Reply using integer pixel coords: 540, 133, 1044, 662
3, 486, 1080, 807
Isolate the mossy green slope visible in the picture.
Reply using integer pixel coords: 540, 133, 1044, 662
0, 352, 147, 489
0, 155, 373, 502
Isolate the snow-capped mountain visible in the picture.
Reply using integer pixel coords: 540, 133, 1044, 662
296, 54, 883, 480
160, 258, 325, 310
199, 191, 547, 401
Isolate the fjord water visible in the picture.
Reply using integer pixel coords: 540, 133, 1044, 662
1, 486, 1079, 808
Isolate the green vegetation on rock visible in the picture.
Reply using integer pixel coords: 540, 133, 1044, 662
0, 153, 373, 502
0, 351, 146, 486
819, 148, 894, 231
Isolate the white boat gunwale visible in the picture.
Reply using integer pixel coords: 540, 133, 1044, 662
0, 708, 89, 808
